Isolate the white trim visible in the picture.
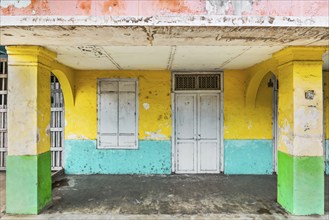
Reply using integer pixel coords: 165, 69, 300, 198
220, 72, 224, 172
97, 78, 139, 150
172, 71, 224, 173
1, 15, 328, 27
272, 75, 278, 173
171, 91, 175, 173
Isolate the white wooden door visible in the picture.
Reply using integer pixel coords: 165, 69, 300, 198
175, 94, 197, 173
198, 94, 220, 173
175, 93, 220, 174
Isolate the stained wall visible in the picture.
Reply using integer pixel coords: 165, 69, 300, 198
64, 70, 172, 174
1, 0, 328, 17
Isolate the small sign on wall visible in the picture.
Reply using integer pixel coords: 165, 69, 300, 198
305, 90, 315, 100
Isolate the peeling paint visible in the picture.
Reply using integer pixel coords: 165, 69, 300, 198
275, 47, 326, 157
102, 0, 123, 14
247, 121, 252, 130
37, 128, 40, 143
77, 0, 92, 15
45, 124, 50, 136
295, 107, 320, 131
64, 140, 171, 174
144, 130, 167, 140
279, 119, 292, 153
143, 103, 150, 110
0, 0, 31, 9
65, 70, 171, 140
67, 134, 89, 140
1, 0, 328, 17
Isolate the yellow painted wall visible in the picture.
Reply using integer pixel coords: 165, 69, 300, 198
51, 60, 75, 107
65, 70, 171, 140
224, 70, 273, 140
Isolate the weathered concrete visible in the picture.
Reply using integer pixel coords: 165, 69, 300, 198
1, 26, 328, 47
1, 174, 329, 219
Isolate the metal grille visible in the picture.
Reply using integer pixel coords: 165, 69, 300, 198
175, 75, 196, 90
50, 74, 64, 171
199, 75, 220, 90
0, 58, 7, 170
175, 74, 221, 91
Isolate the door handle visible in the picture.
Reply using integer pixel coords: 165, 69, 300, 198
194, 134, 201, 140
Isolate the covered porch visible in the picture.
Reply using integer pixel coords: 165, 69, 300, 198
1, 23, 329, 216
1, 173, 329, 219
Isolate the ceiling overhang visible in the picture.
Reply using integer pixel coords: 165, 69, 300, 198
1, 25, 328, 71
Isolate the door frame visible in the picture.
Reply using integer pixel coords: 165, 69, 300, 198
271, 74, 278, 173
171, 71, 224, 173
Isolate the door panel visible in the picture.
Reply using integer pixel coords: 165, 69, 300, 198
176, 94, 196, 140
175, 94, 197, 173
199, 94, 219, 139
198, 142, 218, 172
198, 94, 220, 173
176, 142, 197, 173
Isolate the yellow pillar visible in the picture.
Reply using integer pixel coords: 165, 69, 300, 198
6, 46, 56, 214
273, 47, 327, 215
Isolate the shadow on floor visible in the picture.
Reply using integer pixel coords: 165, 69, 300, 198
1, 173, 328, 218
46, 174, 312, 216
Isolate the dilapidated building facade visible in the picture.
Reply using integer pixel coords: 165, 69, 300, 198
0, 0, 328, 216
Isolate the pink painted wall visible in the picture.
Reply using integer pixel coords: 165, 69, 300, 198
1, 0, 328, 17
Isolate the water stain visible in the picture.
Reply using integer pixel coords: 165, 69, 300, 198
156, 0, 191, 13
78, 0, 91, 14
103, 0, 124, 14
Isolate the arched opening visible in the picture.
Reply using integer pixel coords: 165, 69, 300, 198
255, 71, 278, 173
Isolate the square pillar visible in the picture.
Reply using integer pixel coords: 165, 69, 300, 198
6, 46, 56, 214
274, 47, 327, 215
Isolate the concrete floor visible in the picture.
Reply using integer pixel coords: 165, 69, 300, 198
0, 173, 329, 219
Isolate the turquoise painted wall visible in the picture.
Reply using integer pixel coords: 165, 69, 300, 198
64, 139, 277, 175
64, 140, 172, 174
224, 140, 273, 174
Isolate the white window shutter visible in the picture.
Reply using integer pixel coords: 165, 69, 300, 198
98, 79, 138, 149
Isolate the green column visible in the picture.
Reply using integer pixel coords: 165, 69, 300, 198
6, 46, 56, 214
274, 47, 326, 215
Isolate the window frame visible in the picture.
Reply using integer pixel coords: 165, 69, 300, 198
97, 78, 139, 150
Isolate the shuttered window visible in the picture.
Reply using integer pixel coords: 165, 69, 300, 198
97, 79, 138, 149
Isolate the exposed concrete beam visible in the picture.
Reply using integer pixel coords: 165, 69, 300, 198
1, 26, 328, 47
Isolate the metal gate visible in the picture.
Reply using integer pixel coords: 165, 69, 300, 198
50, 74, 64, 171
0, 57, 7, 171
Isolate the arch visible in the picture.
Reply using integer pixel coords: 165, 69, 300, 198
51, 61, 75, 107
245, 58, 277, 108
